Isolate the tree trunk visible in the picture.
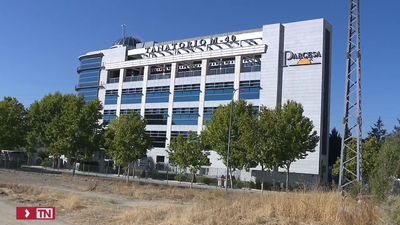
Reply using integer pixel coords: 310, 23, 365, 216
261, 165, 264, 194
126, 165, 130, 184
190, 173, 195, 189
229, 168, 233, 189
72, 161, 76, 177
118, 165, 121, 177
286, 164, 291, 192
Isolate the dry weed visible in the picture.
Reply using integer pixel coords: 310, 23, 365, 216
116, 191, 383, 225
58, 195, 85, 210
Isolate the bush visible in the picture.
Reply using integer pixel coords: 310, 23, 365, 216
41, 158, 52, 167
175, 174, 191, 182
196, 176, 217, 185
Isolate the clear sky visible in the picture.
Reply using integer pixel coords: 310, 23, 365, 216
0, 0, 398, 137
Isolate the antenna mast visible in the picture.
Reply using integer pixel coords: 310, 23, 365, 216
338, 0, 363, 195
121, 24, 126, 43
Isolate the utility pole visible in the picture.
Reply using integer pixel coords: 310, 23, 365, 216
338, 0, 363, 195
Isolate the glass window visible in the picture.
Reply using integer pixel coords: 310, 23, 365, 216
172, 108, 199, 125
146, 131, 167, 148
144, 108, 168, 125
146, 92, 169, 103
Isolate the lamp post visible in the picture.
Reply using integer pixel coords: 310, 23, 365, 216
225, 88, 240, 193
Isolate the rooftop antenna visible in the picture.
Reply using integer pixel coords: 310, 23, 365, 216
121, 24, 126, 43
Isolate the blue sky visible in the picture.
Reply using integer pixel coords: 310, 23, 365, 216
0, 0, 399, 137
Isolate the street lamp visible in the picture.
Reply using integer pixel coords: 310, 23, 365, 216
225, 88, 242, 193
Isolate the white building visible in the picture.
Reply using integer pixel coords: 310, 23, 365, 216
76, 18, 332, 184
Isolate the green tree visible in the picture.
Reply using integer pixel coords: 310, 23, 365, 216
202, 99, 258, 188
370, 132, 400, 201
394, 119, 400, 134
332, 135, 379, 182
329, 128, 342, 167
45, 94, 104, 175
167, 131, 210, 188
367, 117, 387, 148
256, 106, 277, 191
0, 97, 27, 150
104, 111, 152, 182
272, 100, 319, 192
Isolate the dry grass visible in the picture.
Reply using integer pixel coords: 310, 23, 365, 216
2, 183, 85, 211
116, 191, 382, 225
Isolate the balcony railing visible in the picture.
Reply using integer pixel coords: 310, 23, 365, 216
176, 70, 201, 78
125, 75, 144, 82
207, 67, 235, 76
75, 82, 100, 90
108, 77, 119, 84
77, 62, 104, 72
149, 74, 171, 80
241, 65, 261, 73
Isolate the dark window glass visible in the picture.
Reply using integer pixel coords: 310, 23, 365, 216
172, 108, 199, 125
144, 108, 168, 125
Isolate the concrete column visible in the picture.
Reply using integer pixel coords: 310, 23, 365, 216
140, 66, 150, 117
116, 68, 126, 116
197, 59, 209, 134
166, 63, 177, 148
234, 55, 242, 100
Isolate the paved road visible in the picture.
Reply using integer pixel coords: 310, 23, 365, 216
0, 199, 69, 225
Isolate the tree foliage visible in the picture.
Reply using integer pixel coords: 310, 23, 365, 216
0, 97, 27, 150
368, 117, 387, 148
370, 132, 400, 200
270, 100, 319, 191
104, 112, 152, 167
329, 127, 342, 166
332, 135, 379, 181
167, 131, 210, 187
202, 99, 258, 172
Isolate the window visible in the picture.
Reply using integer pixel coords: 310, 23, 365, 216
103, 110, 116, 123
172, 108, 199, 125
170, 131, 189, 139
78, 88, 98, 102
121, 88, 142, 104
174, 84, 201, 102
205, 82, 234, 101
120, 109, 141, 115
146, 86, 170, 103
78, 57, 102, 71
146, 131, 167, 148
207, 58, 235, 75
144, 108, 168, 125
105, 89, 118, 105
241, 56, 262, 72
203, 107, 218, 125
239, 80, 261, 100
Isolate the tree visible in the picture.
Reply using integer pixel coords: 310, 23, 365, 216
332, 135, 379, 182
272, 100, 319, 192
202, 99, 258, 188
256, 106, 277, 191
0, 97, 27, 150
45, 94, 104, 175
104, 111, 152, 182
369, 132, 400, 200
329, 128, 342, 167
167, 131, 210, 188
368, 117, 387, 148
394, 119, 400, 134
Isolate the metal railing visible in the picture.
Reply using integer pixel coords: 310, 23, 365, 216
149, 74, 171, 80
125, 75, 144, 82
108, 78, 119, 84
241, 65, 261, 73
176, 70, 201, 78
207, 67, 235, 76
77, 63, 103, 72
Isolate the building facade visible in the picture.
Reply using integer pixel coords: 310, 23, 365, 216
76, 18, 332, 183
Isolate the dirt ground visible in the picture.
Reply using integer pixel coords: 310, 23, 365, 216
0, 169, 191, 224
